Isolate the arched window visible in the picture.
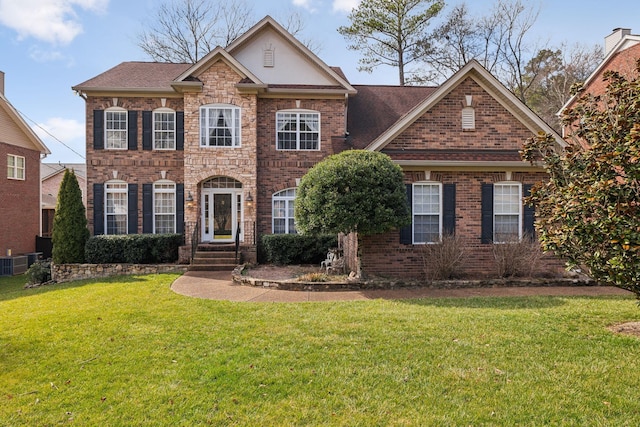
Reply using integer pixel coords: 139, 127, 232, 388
276, 110, 320, 150
272, 188, 297, 234
105, 180, 128, 234
154, 180, 176, 233
200, 104, 241, 147
153, 108, 176, 150
105, 107, 128, 149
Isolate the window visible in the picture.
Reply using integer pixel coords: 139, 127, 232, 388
413, 183, 442, 243
105, 181, 128, 235
153, 181, 176, 233
154, 109, 175, 150
200, 105, 241, 147
7, 154, 25, 180
277, 111, 320, 150
105, 109, 127, 149
493, 182, 522, 242
273, 188, 297, 234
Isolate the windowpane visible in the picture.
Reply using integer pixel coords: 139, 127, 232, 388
154, 182, 175, 234
200, 106, 240, 147
154, 111, 175, 149
273, 188, 297, 234
105, 183, 127, 235
494, 184, 521, 242
413, 183, 441, 243
7, 154, 25, 180
276, 111, 319, 150
105, 111, 127, 149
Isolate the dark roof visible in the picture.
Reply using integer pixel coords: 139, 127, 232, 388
73, 62, 191, 90
347, 85, 437, 149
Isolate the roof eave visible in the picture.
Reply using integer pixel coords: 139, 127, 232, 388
394, 159, 544, 170
72, 86, 182, 97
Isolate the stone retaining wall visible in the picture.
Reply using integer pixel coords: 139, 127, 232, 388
52, 263, 189, 283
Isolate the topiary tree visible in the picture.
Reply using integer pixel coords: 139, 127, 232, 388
521, 63, 640, 297
295, 150, 411, 274
52, 169, 89, 264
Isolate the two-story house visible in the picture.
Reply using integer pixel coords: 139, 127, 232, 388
0, 71, 50, 261
73, 16, 565, 279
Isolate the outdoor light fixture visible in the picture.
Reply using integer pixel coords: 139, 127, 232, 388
245, 192, 254, 207
186, 191, 194, 208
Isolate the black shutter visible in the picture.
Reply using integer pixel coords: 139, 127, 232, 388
128, 184, 138, 234
399, 184, 413, 244
93, 110, 104, 150
442, 184, 456, 235
142, 184, 153, 233
481, 183, 494, 244
523, 184, 535, 238
93, 183, 104, 235
128, 111, 138, 150
176, 111, 184, 151
176, 183, 185, 234
142, 111, 152, 150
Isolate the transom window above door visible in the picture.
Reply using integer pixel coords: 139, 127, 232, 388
200, 104, 241, 147
276, 110, 320, 150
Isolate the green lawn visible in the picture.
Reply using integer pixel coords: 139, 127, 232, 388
1, 273, 640, 426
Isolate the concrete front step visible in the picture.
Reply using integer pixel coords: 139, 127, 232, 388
188, 264, 237, 272
192, 257, 238, 265
189, 244, 240, 272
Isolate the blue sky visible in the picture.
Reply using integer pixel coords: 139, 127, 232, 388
0, 0, 638, 164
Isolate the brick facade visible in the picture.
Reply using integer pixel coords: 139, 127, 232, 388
0, 142, 41, 255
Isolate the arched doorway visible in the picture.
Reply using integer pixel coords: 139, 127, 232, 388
201, 177, 243, 243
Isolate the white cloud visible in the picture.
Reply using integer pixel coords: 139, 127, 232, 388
332, 0, 359, 13
0, 0, 108, 45
293, 0, 318, 13
34, 117, 86, 160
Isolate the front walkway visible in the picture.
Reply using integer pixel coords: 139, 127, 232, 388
171, 271, 633, 302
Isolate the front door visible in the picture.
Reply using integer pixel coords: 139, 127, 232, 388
201, 190, 240, 242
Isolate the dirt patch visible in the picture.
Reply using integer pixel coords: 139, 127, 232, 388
244, 264, 323, 280
609, 322, 640, 338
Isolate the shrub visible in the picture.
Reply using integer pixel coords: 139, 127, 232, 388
85, 234, 182, 264
260, 234, 338, 265
420, 233, 466, 280
492, 234, 543, 278
25, 260, 52, 285
52, 170, 89, 263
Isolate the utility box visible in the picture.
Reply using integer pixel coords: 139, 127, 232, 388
26, 252, 43, 267
0, 256, 29, 276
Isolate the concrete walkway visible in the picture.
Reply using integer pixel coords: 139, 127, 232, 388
171, 270, 633, 302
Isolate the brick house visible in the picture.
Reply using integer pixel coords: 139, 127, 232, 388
72, 16, 564, 278
0, 71, 51, 257
41, 163, 87, 237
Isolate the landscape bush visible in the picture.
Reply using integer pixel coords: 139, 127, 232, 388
492, 233, 543, 277
25, 260, 52, 285
260, 234, 337, 265
420, 233, 467, 280
85, 234, 182, 264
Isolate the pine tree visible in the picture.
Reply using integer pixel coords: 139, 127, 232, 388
52, 169, 89, 263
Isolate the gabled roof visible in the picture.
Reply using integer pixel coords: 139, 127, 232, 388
559, 33, 640, 114
365, 60, 565, 152
226, 15, 356, 95
72, 62, 191, 95
41, 162, 86, 180
173, 46, 264, 87
0, 91, 50, 155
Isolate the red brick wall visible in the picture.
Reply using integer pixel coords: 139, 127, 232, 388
255, 97, 347, 237
360, 171, 563, 279
84, 97, 184, 234
0, 142, 41, 255
583, 43, 640, 98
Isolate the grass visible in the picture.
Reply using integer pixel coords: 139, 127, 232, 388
1, 273, 640, 425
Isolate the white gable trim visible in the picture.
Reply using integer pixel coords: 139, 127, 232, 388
173, 46, 264, 85
0, 93, 50, 155
365, 60, 565, 152
226, 16, 356, 94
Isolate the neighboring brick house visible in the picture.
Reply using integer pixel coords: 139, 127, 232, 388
41, 163, 87, 237
0, 71, 51, 257
72, 16, 564, 278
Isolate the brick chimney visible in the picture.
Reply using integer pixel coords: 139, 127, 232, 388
605, 28, 631, 54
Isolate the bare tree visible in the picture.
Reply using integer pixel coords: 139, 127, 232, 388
338, 0, 445, 86
138, 0, 253, 63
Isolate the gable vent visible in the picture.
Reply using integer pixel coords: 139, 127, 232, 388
263, 46, 275, 68
462, 107, 475, 130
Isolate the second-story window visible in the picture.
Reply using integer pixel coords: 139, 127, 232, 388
200, 104, 241, 147
276, 110, 320, 150
154, 109, 175, 150
105, 108, 127, 149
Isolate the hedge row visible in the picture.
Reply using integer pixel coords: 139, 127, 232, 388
85, 234, 182, 264
260, 234, 337, 265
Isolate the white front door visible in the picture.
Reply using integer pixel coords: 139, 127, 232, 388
201, 190, 242, 242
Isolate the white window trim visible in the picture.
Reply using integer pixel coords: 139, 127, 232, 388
272, 188, 297, 234
276, 109, 321, 151
153, 180, 176, 234
7, 154, 25, 180
412, 182, 442, 244
493, 181, 523, 243
153, 108, 176, 151
104, 180, 128, 235
200, 104, 241, 148
104, 107, 128, 150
